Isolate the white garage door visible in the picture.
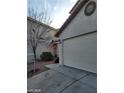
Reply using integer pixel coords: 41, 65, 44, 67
63, 32, 97, 73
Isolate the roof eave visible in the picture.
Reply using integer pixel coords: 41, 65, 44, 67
55, 0, 89, 37
27, 16, 58, 31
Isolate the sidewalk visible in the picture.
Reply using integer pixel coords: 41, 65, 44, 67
27, 65, 97, 93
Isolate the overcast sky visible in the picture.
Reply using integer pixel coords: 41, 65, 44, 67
28, 0, 77, 28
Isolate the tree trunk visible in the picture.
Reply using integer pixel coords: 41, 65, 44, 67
33, 49, 37, 73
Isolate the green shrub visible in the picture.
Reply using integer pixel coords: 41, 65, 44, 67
40, 52, 54, 61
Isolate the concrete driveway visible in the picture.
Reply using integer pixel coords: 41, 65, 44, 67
27, 65, 97, 93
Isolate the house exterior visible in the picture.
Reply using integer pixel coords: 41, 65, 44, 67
55, 0, 97, 73
27, 17, 58, 63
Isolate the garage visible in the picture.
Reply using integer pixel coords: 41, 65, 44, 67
63, 32, 97, 73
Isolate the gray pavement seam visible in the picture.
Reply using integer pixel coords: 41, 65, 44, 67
58, 73, 89, 93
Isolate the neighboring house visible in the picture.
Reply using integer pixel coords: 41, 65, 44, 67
27, 17, 58, 63
55, 0, 97, 73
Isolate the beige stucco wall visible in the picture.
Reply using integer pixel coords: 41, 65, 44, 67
58, 0, 97, 73
60, 0, 97, 39
27, 18, 57, 63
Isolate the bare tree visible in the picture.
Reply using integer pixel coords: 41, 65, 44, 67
27, 0, 53, 72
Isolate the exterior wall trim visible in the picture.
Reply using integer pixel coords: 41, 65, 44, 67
63, 30, 97, 41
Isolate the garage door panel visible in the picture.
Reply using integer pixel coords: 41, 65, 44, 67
63, 33, 97, 73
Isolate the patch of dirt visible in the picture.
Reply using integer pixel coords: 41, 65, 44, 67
27, 61, 55, 78
27, 66, 49, 78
